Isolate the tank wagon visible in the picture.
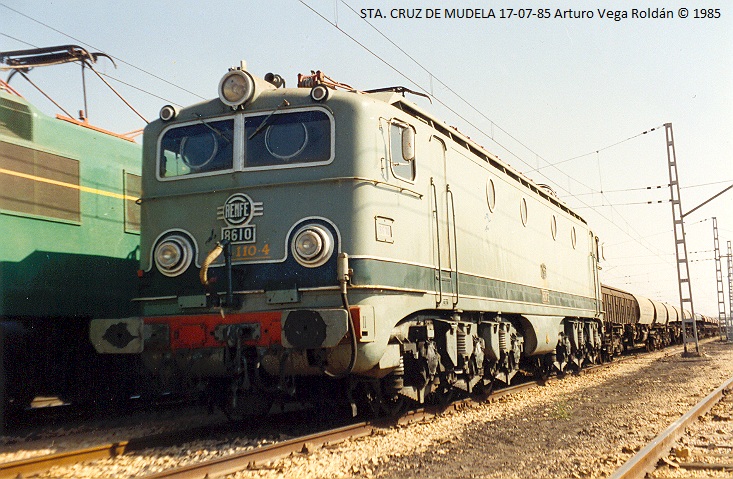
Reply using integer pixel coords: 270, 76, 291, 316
91, 64, 607, 415
0, 78, 141, 427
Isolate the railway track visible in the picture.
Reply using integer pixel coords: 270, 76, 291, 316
0, 422, 226, 479
611, 373, 733, 479
134, 381, 546, 479
0, 378, 537, 479
0, 345, 712, 479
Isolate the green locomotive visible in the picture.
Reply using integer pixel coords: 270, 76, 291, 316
0, 75, 141, 427
92, 64, 603, 415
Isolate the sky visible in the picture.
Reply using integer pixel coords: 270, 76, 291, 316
1, 0, 732, 317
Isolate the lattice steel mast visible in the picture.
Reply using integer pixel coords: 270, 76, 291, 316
664, 123, 700, 354
728, 241, 733, 340
713, 217, 727, 340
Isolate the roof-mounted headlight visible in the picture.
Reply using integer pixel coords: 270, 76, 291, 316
218, 69, 255, 108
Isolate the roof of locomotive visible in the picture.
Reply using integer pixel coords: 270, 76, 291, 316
0, 89, 140, 158
145, 69, 587, 225
358, 89, 586, 224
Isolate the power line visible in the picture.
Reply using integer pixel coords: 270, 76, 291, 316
0, 32, 35, 47
526, 125, 664, 173
572, 178, 733, 197
300, 0, 673, 267
574, 199, 670, 208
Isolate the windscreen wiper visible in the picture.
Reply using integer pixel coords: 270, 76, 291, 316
247, 100, 290, 140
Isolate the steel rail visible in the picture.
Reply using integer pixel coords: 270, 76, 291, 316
610, 374, 733, 479
0, 422, 229, 479
0, 386, 526, 479
0, 343, 686, 479
0, 442, 129, 479
137, 380, 564, 479
134, 352, 679, 479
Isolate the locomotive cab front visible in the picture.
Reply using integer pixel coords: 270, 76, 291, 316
91, 65, 407, 413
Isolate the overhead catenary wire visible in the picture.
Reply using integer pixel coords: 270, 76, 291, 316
300, 0, 674, 267
526, 125, 664, 173
7, 0, 675, 270
8, 2, 718, 296
571, 178, 733, 197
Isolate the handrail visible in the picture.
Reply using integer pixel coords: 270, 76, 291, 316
431, 178, 443, 307
447, 184, 459, 307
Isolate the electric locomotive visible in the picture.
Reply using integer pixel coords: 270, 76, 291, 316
92, 64, 605, 415
0, 46, 142, 430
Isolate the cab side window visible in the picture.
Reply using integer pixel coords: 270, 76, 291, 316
389, 121, 416, 182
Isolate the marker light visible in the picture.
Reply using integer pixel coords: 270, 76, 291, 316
310, 85, 330, 102
159, 105, 178, 121
218, 70, 255, 108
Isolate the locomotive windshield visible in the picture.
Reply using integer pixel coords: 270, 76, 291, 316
159, 119, 235, 178
245, 109, 331, 167
157, 109, 332, 179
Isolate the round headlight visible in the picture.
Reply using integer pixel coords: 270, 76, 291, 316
291, 225, 334, 268
218, 70, 255, 107
154, 234, 194, 276
310, 84, 330, 102
159, 104, 178, 121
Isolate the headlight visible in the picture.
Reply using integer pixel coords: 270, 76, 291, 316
154, 234, 194, 276
218, 70, 255, 107
291, 225, 334, 268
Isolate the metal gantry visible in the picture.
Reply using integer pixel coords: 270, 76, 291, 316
664, 123, 700, 354
713, 217, 727, 340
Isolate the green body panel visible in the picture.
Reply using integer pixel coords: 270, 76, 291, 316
0, 91, 141, 318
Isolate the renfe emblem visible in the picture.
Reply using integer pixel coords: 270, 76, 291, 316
217, 193, 263, 244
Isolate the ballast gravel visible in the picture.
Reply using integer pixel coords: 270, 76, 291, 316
5, 339, 733, 479
230, 340, 733, 479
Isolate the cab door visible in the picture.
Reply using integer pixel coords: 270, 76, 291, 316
428, 136, 457, 308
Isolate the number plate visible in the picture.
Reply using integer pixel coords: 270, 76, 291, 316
221, 225, 256, 244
